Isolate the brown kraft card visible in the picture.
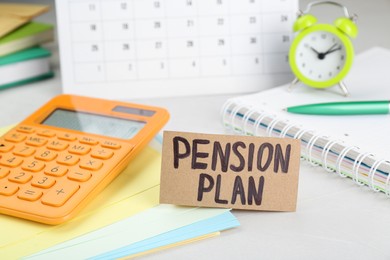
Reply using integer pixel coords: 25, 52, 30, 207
160, 131, 301, 211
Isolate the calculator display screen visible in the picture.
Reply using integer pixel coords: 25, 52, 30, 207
42, 109, 145, 139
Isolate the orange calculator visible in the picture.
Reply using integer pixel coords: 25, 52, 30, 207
0, 95, 169, 224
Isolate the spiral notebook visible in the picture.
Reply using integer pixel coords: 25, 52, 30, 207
221, 47, 390, 195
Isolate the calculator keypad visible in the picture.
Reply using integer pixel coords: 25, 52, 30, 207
0, 125, 132, 221
0, 180, 19, 195
14, 145, 36, 157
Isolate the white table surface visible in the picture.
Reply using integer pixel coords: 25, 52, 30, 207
2, 0, 390, 259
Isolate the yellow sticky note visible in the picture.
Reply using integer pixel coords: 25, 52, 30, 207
0, 126, 162, 259
123, 232, 220, 259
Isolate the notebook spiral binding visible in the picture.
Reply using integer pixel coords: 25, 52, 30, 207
221, 99, 390, 196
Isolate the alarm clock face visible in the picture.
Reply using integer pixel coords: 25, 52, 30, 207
289, 24, 354, 88
295, 30, 346, 82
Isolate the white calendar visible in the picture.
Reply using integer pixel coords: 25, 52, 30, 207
55, 0, 298, 99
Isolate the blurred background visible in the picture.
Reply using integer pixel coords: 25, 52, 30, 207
300, 0, 390, 53
14, 0, 390, 54
4, 0, 390, 81
1, 0, 389, 127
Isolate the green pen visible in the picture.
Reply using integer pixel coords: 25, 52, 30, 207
286, 100, 390, 115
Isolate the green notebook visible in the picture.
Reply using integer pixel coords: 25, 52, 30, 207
0, 22, 54, 57
0, 72, 54, 90
0, 46, 51, 65
0, 46, 54, 90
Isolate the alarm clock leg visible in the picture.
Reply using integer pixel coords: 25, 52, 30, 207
338, 81, 349, 97
288, 78, 300, 92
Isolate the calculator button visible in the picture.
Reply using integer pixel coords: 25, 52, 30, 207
0, 167, 10, 178
0, 155, 23, 167
91, 148, 114, 160
79, 158, 103, 171
0, 143, 14, 153
31, 174, 56, 189
16, 126, 35, 134
13, 146, 36, 157
22, 160, 46, 172
35, 149, 57, 161
18, 188, 43, 201
25, 136, 48, 147
56, 154, 80, 166
0, 181, 19, 196
68, 144, 91, 155
4, 132, 26, 143
8, 171, 33, 184
58, 133, 77, 141
101, 141, 121, 150
44, 164, 68, 177
68, 170, 92, 182
79, 137, 99, 145
37, 129, 56, 137
41, 182, 80, 207
47, 140, 69, 151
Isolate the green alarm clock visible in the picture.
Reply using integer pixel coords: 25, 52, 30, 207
289, 1, 358, 96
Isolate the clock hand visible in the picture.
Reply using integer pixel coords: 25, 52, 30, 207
324, 45, 342, 55
310, 46, 328, 60
310, 47, 320, 54
313, 44, 342, 60
324, 43, 338, 54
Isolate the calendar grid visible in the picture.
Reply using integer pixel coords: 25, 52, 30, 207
57, 0, 298, 98
130, 0, 139, 80
194, 0, 201, 79
260, 5, 266, 75
98, 0, 107, 81
162, 0, 171, 79
227, 0, 233, 76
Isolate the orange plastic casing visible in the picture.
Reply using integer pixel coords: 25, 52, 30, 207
0, 94, 169, 224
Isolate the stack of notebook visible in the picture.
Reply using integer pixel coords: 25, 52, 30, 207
0, 3, 54, 90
